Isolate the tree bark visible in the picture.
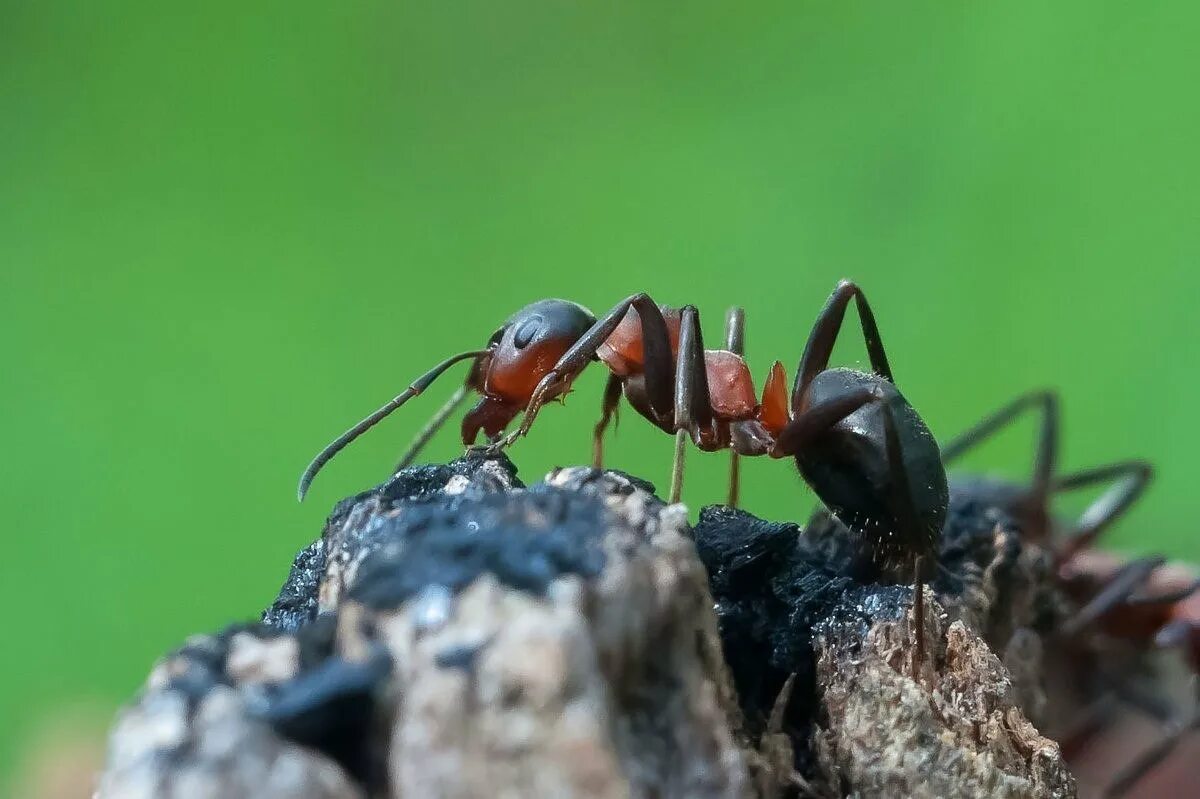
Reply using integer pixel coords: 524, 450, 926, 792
98, 454, 1076, 798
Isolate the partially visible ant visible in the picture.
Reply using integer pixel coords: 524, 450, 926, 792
1061, 551, 1200, 798
940, 391, 1200, 797
299, 281, 948, 675
941, 391, 1152, 565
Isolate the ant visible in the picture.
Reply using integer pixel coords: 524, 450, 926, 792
940, 391, 1200, 796
1060, 550, 1200, 798
940, 391, 1152, 565
1063, 553, 1200, 799
299, 281, 949, 674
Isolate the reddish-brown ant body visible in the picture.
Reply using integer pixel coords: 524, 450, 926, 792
299, 281, 949, 671
941, 391, 1199, 797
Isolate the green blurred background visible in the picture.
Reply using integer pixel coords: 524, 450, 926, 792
2, 0, 1198, 789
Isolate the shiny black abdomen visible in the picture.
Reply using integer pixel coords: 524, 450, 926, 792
794, 368, 948, 572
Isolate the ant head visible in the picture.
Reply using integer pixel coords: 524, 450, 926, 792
479, 299, 596, 405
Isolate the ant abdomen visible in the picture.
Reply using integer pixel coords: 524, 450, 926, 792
794, 368, 947, 575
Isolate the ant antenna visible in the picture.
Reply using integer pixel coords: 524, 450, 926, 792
297, 349, 488, 501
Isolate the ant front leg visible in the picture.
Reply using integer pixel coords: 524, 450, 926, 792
493, 293, 675, 451
668, 305, 715, 504
724, 306, 745, 507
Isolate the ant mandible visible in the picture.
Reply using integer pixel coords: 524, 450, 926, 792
299, 281, 948, 669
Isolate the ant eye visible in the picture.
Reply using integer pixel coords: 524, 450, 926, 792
513, 316, 542, 349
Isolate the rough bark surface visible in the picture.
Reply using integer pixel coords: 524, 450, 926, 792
98, 454, 1075, 798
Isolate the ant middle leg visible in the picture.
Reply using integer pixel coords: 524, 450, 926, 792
724, 306, 746, 507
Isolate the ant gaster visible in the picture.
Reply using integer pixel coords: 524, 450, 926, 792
299, 281, 949, 675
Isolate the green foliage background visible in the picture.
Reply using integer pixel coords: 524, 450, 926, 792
2, 0, 1197, 783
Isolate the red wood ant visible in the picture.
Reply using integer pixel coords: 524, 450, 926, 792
299, 282, 949, 672
1060, 551, 1200, 798
941, 391, 1200, 796
941, 391, 1152, 565
1056, 552, 1200, 798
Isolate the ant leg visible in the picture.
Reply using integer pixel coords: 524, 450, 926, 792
1057, 694, 1118, 760
394, 383, 471, 471
509, 293, 675, 444
939, 390, 1059, 502
592, 374, 622, 469
1110, 678, 1178, 723
669, 430, 689, 504
1102, 706, 1200, 799
792, 280, 894, 408
911, 558, 926, 682
298, 349, 489, 501
668, 306, 714, 504
1060, 556, 1166, 637
765, 673, 796, 736
1055, 460, 1153, 563
1127, 578, 1200, 608
877, 398, 937, 681
725, 306, 746, 507
771, 388, 879, 458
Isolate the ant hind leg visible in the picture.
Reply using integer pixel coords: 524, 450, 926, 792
667, 306, 714, 504
792, 280, 894, 409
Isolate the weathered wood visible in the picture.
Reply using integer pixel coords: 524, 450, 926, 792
98, 454, 1076, 798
